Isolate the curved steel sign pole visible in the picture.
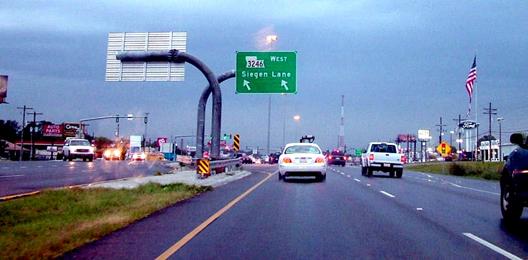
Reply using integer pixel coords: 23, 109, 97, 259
116, 50, 223, 159
196, 70, 235, 158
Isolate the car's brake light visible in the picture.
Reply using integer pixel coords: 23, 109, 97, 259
369, 154, 374, 161
328, 155, 332, 160
401, 155, 406, 163
315, 157, 325, 163
513, 169, 528, 175
282, 157, 292, 163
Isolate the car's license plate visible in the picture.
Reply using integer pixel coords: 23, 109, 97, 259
300, 159, 307, 163
384, 163, 391, 167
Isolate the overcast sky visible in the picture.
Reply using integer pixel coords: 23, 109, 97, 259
1, 0, 527, 151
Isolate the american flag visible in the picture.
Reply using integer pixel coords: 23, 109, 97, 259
465, 56, 477, 117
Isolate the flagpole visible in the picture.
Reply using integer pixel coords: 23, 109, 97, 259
474, 54, 478, 160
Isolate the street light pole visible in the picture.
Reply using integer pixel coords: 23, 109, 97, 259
265, 34, 278, 156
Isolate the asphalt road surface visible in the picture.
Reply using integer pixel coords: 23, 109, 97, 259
64, 164, 528, 259
0, 160, 171, 197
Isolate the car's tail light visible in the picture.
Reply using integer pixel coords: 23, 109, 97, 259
401, 155, 406, 163
369, 154, 374, 161
113, 150, 121, 157
315, 157, 325, 163
282, 157, 292, 163
328, 156, 332, 160
513, 169, 528, 175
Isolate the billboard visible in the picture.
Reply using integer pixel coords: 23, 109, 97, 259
42, 124, 63, 137
0, 75, 7, 103
397, 134, 416, 142
62, 122, 81, 137
418, 129, 431, 140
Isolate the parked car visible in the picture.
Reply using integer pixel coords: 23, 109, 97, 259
500, 133, 528, 222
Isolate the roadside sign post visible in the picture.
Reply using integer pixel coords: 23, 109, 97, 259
236, 52, 297, 94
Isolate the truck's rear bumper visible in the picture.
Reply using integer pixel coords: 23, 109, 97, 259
369, 163, 403, 172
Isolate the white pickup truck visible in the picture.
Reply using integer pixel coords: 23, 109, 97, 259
361, 142, 405, 178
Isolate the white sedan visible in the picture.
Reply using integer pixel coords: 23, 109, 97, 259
278, 143, 327, 182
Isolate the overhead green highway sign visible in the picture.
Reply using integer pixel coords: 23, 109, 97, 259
236, 51, 297, 94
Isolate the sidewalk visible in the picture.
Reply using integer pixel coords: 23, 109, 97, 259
86, 164, 251, 189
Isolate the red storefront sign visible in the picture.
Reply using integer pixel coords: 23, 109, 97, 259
42, 124, 63, 137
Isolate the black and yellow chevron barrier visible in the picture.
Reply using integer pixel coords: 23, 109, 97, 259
233, 134, 240, 152
197, 158, 210, 177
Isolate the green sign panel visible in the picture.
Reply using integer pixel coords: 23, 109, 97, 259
236, 51, 297, 94
355, 149, 362, 157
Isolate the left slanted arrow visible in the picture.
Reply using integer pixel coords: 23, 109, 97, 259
281, 80, 289, 91
243, 80, 251, 91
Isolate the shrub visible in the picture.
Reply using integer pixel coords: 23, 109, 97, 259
449, 163, 466, 176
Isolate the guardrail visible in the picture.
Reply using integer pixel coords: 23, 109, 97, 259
210, 158, 242, 175
195, 157, 242, 178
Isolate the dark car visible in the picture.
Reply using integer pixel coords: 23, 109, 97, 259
268, 152, 281, 164
327, 150, 346, 166
500, 133, 528, 222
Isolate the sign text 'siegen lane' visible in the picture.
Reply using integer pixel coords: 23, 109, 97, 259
236, 51, 297, 94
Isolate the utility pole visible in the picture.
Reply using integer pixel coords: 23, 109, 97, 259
16, 105, 33, 161
483, 102, 497, 161
497, 117, 504, 161
435, 117, 446, 145
27, 111, 43, 160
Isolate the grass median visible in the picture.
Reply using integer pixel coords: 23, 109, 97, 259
405, 161, 503, 180
0, 183, 211, 259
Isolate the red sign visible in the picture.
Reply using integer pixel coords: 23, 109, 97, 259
42, 124, 63, 137
157, 137, 168, 147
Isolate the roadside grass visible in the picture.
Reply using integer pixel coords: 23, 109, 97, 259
0, 183, 211, 259
405, 161, 503, 180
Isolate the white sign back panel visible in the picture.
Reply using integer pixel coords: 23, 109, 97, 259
105, 32, 187, 81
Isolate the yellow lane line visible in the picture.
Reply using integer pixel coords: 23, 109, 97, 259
0, 190, 41, 201
156, 172, 274, 260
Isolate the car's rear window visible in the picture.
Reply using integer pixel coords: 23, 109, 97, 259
331, 151, 344, 156
284, 145, 321, 154
370, 144, 397, 153
71, 140, 90, 146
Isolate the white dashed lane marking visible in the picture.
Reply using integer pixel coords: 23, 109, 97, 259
380, 191, 396, 198
354, 178, 361, 182
463, 233, 522, 260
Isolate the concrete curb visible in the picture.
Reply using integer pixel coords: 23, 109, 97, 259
86, 170, 252, 189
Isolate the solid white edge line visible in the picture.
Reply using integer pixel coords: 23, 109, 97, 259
380, 190, 396, 198
0, 175, 24, 178
463, 233, 522, 260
